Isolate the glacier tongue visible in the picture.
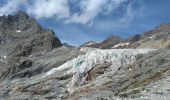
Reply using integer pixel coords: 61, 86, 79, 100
44, 48, 155, 94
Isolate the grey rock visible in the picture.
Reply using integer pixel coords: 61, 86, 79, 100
0, 11, 62, 80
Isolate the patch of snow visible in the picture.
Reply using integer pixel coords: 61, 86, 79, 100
29, 55, 33, 57
112, 43, 130, 48
16, 30, 21, 33
3, 56, 7, 59
44, 48, 155, 94
84, 41, 97, 46
149, 36, 153, 39
1, 41, 4, 44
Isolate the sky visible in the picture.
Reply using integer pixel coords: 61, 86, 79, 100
0, 0, 170, 46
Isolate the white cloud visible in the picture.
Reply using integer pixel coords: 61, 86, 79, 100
103, 0, 127, 14
27, 0, 70, 19
0, 0, 130, 25
118, 0, 144, 27
65, 0, 127, 24
88, 0, 145, 32
119, 2, 133, 24
0, 0, 26, 16
65, 0, 106, 24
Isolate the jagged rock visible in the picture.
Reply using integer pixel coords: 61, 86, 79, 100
17, 60, 32, 71
128, 34, 142, 43
0, 11, 62, 80
86, 62, 112, 82
0, 11, 62, 57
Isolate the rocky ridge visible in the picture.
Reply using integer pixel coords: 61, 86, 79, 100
81, 36, 125, 49
82, 23, 170, 49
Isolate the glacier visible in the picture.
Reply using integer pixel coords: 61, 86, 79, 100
44, 47, 155, 94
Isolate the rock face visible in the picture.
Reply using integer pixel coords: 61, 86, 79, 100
0, 11, 61, 56
0, 11, 63, 80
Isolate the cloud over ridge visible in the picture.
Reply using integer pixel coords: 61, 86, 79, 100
0, 0, 130, 25
0, 0, 27, 16
27, 0, 70, 19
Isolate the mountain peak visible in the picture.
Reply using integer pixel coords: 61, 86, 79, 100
0, 11, 62, 80
15, 10, 28, 16
157, 23, 170, 31
15, 11, 29, 18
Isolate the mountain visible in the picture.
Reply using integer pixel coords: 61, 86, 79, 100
82, 23, 170, 49
0, 11, 170, 100
0, 11, 82, 81
80, 41, 98, 47
130, 23, 170, 49
82, 36, 125, 49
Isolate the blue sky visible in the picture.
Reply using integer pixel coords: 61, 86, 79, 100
0, 0, 170, 46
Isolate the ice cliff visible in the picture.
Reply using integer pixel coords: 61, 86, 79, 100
45, 48, 154, 93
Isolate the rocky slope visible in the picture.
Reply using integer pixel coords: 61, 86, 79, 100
0, 11, 170, 100
0, 47, 155, 99
68, 46, 170, 100
45, 48, 154, 94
